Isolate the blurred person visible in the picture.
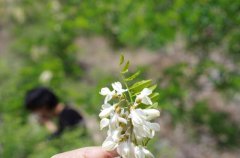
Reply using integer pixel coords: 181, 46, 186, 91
25, 87, 84, 138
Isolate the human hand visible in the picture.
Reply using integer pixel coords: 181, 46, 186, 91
51, 146, 118, 158
43, 120, 57, 133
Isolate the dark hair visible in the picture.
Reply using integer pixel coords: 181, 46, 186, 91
25, 87, 59, 111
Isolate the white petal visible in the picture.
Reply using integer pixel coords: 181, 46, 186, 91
109, 119, 118, 131
112, 81, 127, 95
134, 125, 147, 138
111, 113, 118, 124
143, 125, 152, 138
104, 95, 112, 103
111, 129, 121, 142
112, 82, 122, 91
134, 146, 154, 158
143, 109, 160, 120
141, 88, 152, 96
134, 146, 144, 158
147, 122, 160, 131
117, 141, 134, 158
99, 107, 113, 118
100, 118, 109, 130
135, 109, 147, 119
102, 139, 118, 151
150, 130, 155, 138
118, 117, 127, 124
102, 103, 112, 109
143, 148, 154, 158
100, 87, 111, 95
135, 135, 144, 142
130, 110, 144, 126
141, 96, 153, 105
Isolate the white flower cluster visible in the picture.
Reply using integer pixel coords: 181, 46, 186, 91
99, 82, 160, 158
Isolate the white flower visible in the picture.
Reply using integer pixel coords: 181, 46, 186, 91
136, 88, 153, 105
117, 141, 135, 158
106, 113, 127, 139
142, 109, 160, 121
110, 113, 128, 127
100, 82, 127, 104
102, 136, 118, 151
99, 79, 160, 158
100, 105, 128, 151
102, 127, 122, 151
134, 146, 154, 158
39, 70, 53, 84
130, 109, 160, 138
100, 88, 115, 104
110, 128, 122, 142
112, 82, 127, 95
99, 103, 115, 118
100, 118, 109, 130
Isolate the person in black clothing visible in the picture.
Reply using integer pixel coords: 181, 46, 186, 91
25, 87, 84, 138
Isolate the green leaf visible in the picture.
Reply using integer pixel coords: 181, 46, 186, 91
149, 84, 157, 91
125, 71, 141, 82
147, 102, 159, 109
150, 92, 159, 102
121, 61, 130, 73
121, 69, 128, 74
119, 54, 124, 65
130, 80, 152, 93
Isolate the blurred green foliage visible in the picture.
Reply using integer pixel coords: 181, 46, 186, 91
0, 0, 239, 157
191, 101, 240, 147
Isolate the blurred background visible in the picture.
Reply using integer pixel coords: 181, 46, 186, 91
0, 0, 240, 157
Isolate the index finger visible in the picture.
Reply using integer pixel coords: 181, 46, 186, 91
51, 147, 118, 158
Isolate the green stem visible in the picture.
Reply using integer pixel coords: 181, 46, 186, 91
120, 67, 139, 146
120, 72, 138, 145
143, 138, 150, 146
121, 73, 133, 103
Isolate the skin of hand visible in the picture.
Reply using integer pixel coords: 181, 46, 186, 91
51, 147, 118, 158
43, 120, 57, 133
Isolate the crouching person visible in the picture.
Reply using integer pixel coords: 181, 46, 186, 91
25, 87, 84, 139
